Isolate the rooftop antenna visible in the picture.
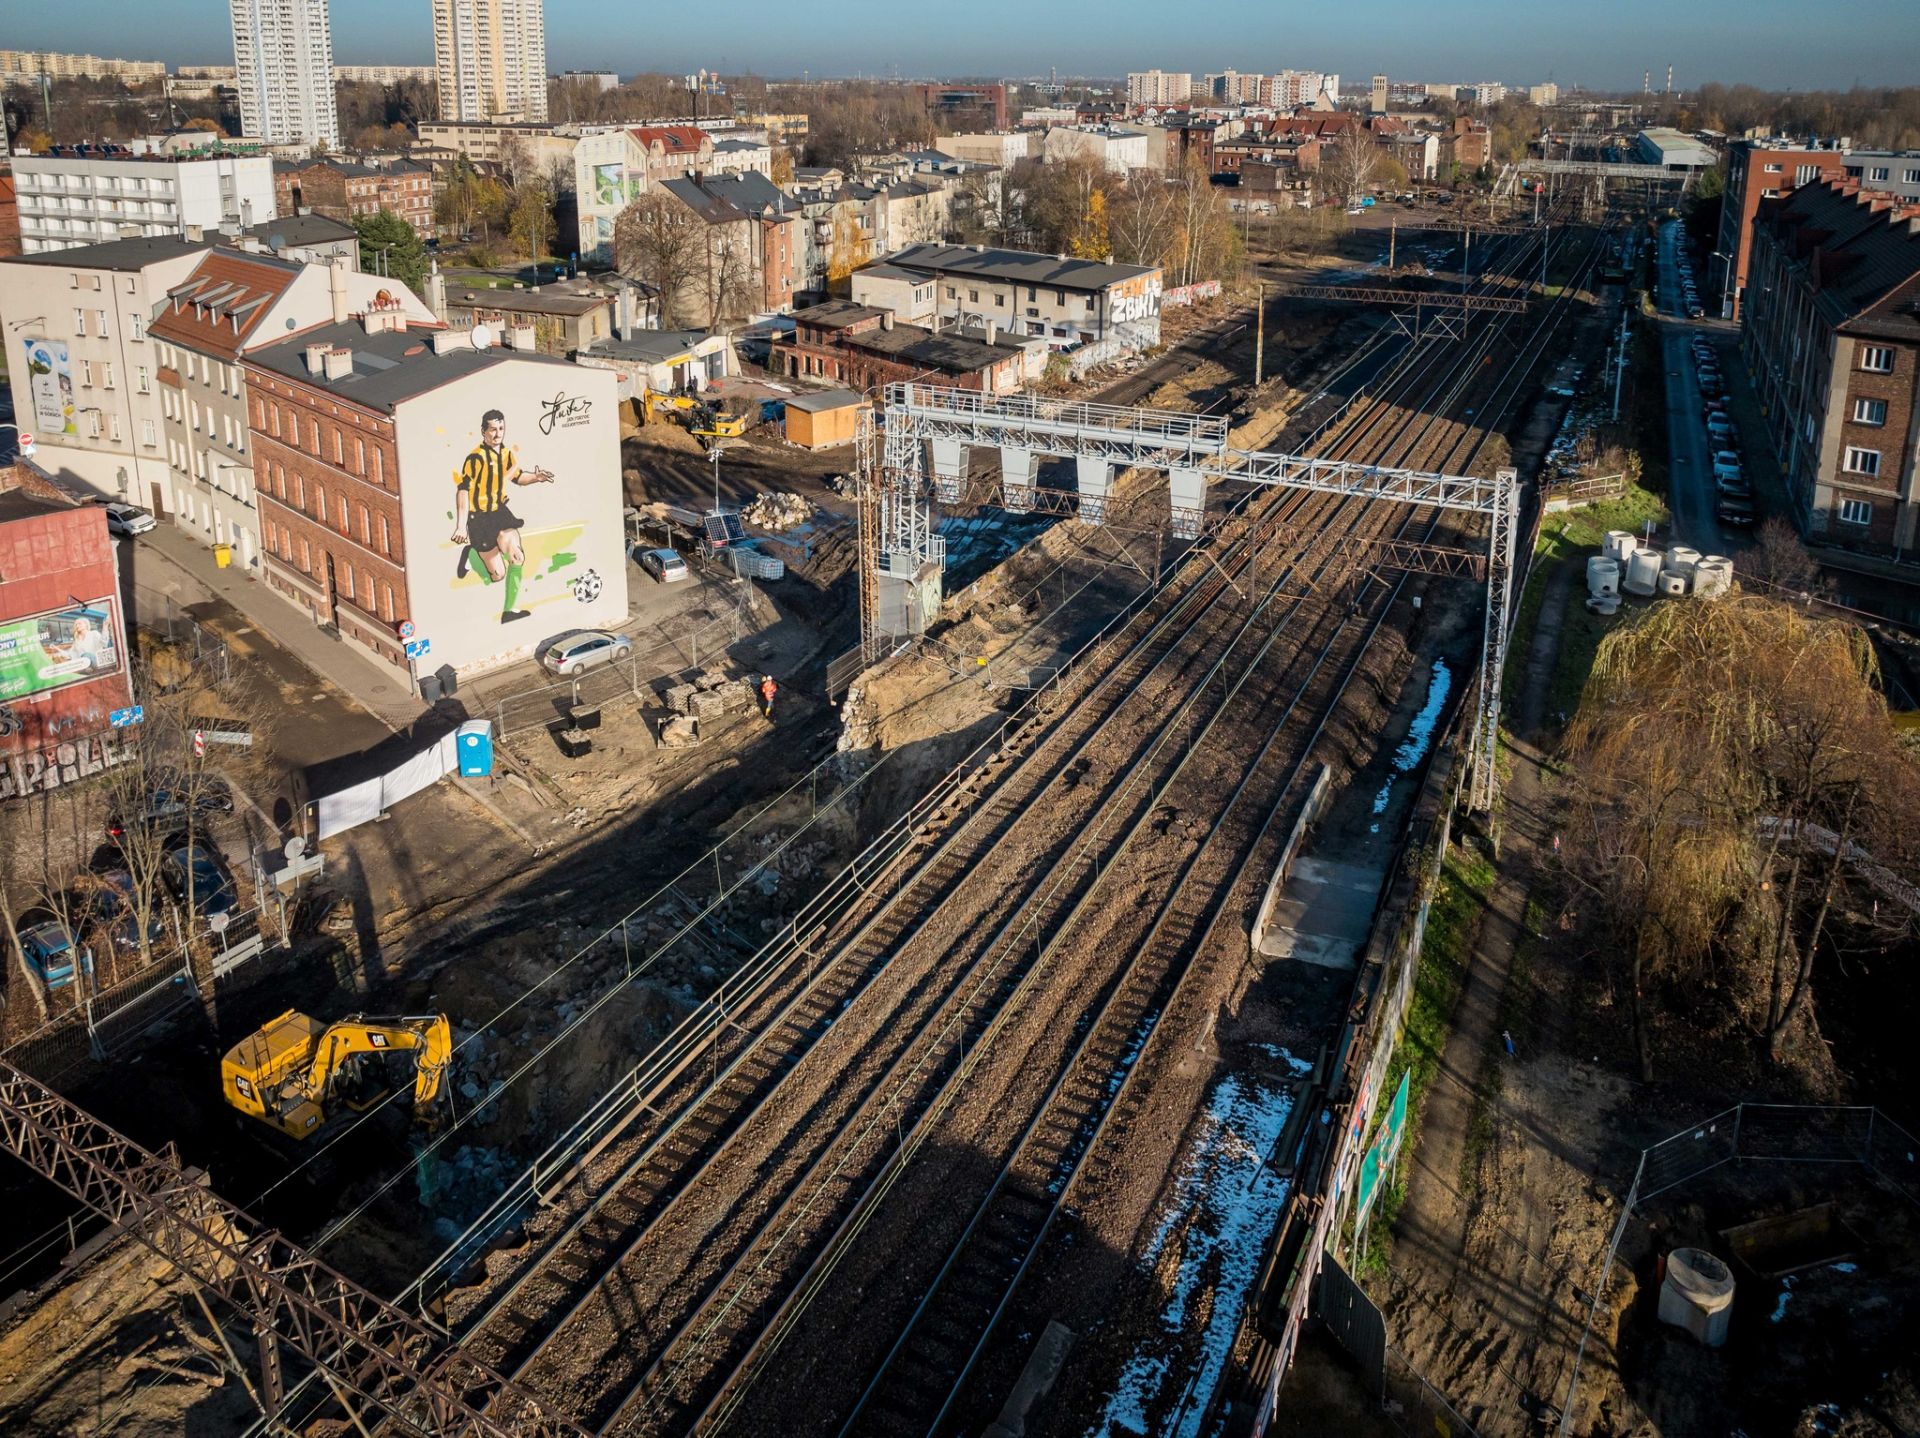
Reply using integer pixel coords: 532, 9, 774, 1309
1643, 70, 1651, 95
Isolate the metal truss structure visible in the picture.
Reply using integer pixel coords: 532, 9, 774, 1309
1516, 157, 1694, 181
863, 382, 1519, 810
1267, 282, 1533, 315
0, 1061, 588, 1438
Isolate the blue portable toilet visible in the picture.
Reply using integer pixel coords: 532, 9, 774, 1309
456, 718, 495, 777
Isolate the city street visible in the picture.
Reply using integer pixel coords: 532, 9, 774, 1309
1655, 217, 1732, 552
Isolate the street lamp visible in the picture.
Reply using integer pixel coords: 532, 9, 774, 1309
1710, 250, 1733, 320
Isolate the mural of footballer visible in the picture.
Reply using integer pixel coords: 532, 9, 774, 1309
451, 408, 554, 623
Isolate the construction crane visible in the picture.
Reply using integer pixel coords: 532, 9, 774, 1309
221, 1009, 452, 1139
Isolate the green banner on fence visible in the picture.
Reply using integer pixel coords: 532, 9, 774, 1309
1355, 1070, 1412, 1231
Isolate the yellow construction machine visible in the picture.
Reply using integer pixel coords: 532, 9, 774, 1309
221, 1009, 453, 1139
645, 389, 746, 445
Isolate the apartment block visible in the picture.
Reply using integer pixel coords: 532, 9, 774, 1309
1743, 180, 1920, 555
1715, 139, 1850, 320
148, 249, 438, 569
244, 319, 624, 675
0, 50, 165, 82
433, 0, 548, 122
10, 148, 277, 255
229, 0, 340, 148
1126, 71, 1192, 107
0, 236, 212, 505
275, 156, 435, 236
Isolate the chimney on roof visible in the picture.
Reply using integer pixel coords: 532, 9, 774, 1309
305, 342, 330, 374
322, 347, 353, 380
430, 329, 467, 355
506, 324, 536, 351
329, 255, 350, 324
881, 311, 895, 330
984, 320, 996, 345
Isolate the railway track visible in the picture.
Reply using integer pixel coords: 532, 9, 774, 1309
426, 204, 1606, 1437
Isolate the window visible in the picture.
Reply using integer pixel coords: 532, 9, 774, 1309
995, 294, 1005, 307
1839, 497, 1873, 525
315, 487, 326, 523
101, 362, 115, 389
382, 584, 395, 621
269, 402, 280, 438
1804, 413, 1817, 443
945, 286, 956, 299
355, 437, 365, 473
1844, 446, 1881, 476
136, 366, 149, 393
1860, 346, 1896, 373
340, 566, 354, 601
968, 289, 979, 302
1763, 162, 1782, 174
130, 312, 144, 341
1762, 187, 1780, 198
1869, 166, 1890, 183
299, 538, 311, 571
377, 514, 389, 554
141, 419, 156, 447
108, 415, 121, 443
1853, 397, 1888, 426
95, 310, 108, 337
1026, 285, 1037, 300
73, 308, 87, 336
309, 418, 320, 454
189, 400, 200, 431
1907, 169, 1920, 185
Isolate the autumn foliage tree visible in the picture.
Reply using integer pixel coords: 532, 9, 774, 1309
1564, 597, 1920, 1079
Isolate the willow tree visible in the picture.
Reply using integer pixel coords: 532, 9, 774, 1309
1564, 595, 1919, 1077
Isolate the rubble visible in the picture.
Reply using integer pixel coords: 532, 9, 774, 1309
659, 715, 701, 747
743, 491, 818, 532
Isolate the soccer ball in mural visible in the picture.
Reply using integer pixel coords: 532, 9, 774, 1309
571, 569, 603, 604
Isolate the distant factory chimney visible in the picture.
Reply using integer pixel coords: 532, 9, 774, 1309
1666, 64, 1674, 94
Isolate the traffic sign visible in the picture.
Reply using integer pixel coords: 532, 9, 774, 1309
399, 620, 416, 639
404, 637, 431, 660
15, 431, 33, 458
109, 705, 144, 728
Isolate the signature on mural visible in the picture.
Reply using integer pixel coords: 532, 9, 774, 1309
539, 393, 593, 435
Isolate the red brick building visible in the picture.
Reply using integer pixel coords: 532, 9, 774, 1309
775, 300, 1028, 395
1744, 179, 1920, 555
1714, 140, 1850, 320
0, 172, 19, 259
274, 157, 436, 237
0, 465, 136, 798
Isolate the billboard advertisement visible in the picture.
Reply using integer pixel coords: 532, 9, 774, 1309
22, 338, 78, 436
395, 363, 627, 673
0, 599, 123, 702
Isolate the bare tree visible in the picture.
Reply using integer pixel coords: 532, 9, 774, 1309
1738, 516, 1826, 598
1322, 128, 1382, 206
1565, 596, 1920, 1077
615, 194, 706, 327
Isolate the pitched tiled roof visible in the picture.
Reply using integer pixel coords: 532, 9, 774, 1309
631, 126, 710, 155
150, 250, 302, 358
1762, 179, 1920, 342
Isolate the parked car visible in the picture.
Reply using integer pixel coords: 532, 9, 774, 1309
161, 841, 238, 919
19, 915, 93, 992
1707, 416, 1737, 444
1717, 495, 1757, 526
103, 502, 157, 537
1717, 475, 1754, 500
540, 630, 633, 677
1699, 375, 1723, 397
107, 775, 235, 842
77, 869, 168, 955
637, 547, 689, 584
1687, 304, 1705, 319
1712, 451, 1745, 483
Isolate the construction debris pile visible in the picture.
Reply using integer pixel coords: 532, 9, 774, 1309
660, 668, 760, 747
743, 492, 817, 532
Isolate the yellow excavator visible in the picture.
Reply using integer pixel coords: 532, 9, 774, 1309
221, 1009, 453, 1139
646, 389, 746, 445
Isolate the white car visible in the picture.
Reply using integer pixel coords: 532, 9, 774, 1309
637, 547, 689, 583
103, 502, 157, 536
541, 630, 632, 677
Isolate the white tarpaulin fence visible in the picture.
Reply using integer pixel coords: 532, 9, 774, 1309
314, 731, 458, 840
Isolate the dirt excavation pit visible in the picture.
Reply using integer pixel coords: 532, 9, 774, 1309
1596, 1166, 1920, 1438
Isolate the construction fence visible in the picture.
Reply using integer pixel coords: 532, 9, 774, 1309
1554, 1103, 1920, 1437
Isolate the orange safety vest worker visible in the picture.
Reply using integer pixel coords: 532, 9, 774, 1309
760, 676, 778, 714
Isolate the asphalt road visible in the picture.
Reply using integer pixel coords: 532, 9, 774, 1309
1655, 218, 1734, 554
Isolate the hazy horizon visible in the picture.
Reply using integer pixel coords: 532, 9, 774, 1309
7, 0, 1917, 95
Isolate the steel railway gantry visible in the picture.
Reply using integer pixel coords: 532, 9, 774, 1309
854, 382, 1518, 813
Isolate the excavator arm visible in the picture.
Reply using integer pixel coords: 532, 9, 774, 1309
300, 1015, 452, 1116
